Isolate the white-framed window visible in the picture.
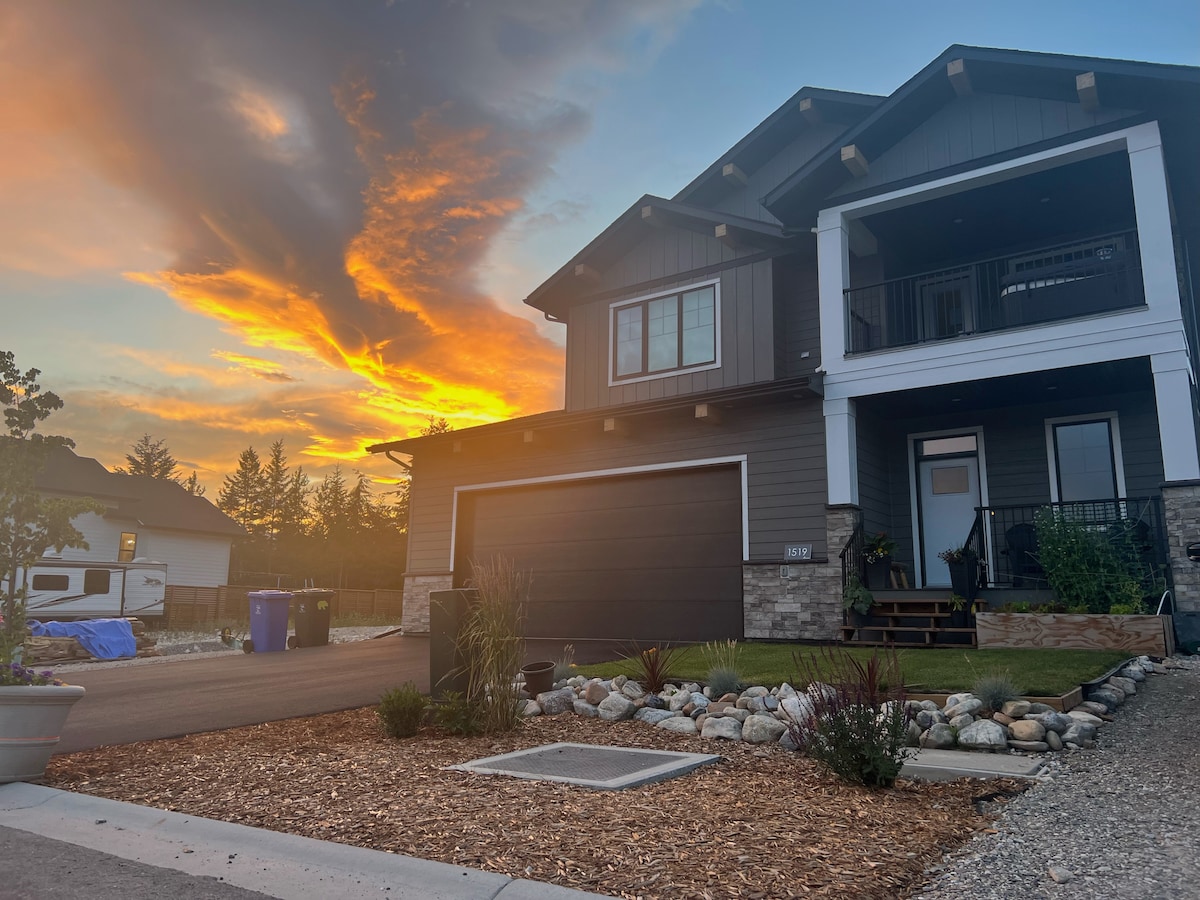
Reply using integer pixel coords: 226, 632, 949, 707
609, 279, 720, 384
1045, 412, 1126, 502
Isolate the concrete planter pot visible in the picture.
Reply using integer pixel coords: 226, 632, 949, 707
0, 684, 86, 783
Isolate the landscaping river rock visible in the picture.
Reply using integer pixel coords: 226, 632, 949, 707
519, 655, 1178, 760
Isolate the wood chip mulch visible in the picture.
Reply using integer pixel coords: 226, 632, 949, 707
45, 711, 1023, 899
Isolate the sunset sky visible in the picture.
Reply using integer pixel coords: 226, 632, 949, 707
3, 0, 1196, 493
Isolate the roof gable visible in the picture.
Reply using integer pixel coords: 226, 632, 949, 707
764, 45, 1200, 223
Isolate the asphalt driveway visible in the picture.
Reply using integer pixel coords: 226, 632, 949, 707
54, 635, 431, 754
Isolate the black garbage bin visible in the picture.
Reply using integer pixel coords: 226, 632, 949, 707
290, 588, 334, 648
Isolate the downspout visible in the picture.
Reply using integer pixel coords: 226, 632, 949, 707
385, 450, 411, 472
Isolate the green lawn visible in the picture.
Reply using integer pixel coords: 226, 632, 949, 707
575, 644, 1129, 697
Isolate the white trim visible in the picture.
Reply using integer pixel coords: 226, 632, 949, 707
816, 121, 1189, 401
1151, 351, 1200, 481
1044, 411, 1126, 503
907, 425, 989, 588
607, 277, 722, 387
448, 455, 750, 568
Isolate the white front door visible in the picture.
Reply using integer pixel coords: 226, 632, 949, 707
918, 455, 980, 587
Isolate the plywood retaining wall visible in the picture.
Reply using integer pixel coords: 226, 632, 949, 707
975, 612, 1174, 657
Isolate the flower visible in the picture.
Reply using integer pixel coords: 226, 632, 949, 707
938, 546, 975, 564
1, 661, 65, 687
862, 531, 897, 564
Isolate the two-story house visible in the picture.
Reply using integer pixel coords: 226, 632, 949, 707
371, 46, 1200, 644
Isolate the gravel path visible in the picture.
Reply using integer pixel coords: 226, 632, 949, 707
914, 655, 1200, 900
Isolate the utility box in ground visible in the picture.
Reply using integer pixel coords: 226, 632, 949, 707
247, 591, 293, 653
291, 589, 334, 648
429, 588, 477, 700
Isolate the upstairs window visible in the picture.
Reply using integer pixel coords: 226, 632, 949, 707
611, 281, 719, 383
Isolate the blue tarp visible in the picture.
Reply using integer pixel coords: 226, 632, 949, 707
29, 618, 137, 660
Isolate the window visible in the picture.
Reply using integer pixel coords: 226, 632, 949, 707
611, 281, 718, 382
32, 574, 70, 591
1046, 414, 1125, 502
83, 569, 111, 595
118, 532, 138, 562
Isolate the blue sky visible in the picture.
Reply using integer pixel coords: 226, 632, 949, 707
2, 0, 1196, 491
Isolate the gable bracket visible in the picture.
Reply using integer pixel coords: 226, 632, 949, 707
840, 144, 869, 178
1076, 72, 1100, 112
947, 58, 972, 97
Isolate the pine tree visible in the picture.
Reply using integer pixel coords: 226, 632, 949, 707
116, 433, 180, 481
182, 470, 206, 497
217, 447, 264, 533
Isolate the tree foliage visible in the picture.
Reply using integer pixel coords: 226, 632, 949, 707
0, 351, 101, 664
116, 433, 180, 481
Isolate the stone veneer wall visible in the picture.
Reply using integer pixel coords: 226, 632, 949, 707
1161, 482, 1200, 613
743, 505, 861, 640
401, 573, 453, 634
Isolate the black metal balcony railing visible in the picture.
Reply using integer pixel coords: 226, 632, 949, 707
845, 231, 1143, 354
967, 497, 1169, 590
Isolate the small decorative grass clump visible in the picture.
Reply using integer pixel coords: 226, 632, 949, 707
377, 682, 428, 738
553, 643, 576, 683
702, 638, 744, 695
973, 670, 1022, 712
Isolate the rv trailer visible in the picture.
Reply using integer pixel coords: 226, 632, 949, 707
20, 559, 168, 620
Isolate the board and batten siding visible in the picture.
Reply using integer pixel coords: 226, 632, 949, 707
830, 93, 1138, 201
704, 122, 849, 224
774, 252, 822, 379
565, 253, 775, 411
405, 399, 827, 576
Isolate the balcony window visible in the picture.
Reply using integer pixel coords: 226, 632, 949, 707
611, 281, 718, 383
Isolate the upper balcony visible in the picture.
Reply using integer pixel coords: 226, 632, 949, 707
844, 229, 1143, 354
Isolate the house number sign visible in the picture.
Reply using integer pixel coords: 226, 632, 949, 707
783, 543, 813, 560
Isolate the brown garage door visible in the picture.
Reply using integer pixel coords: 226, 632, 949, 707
454, 465, 743, 643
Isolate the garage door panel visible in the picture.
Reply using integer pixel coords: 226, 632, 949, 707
458, 466, 743, 643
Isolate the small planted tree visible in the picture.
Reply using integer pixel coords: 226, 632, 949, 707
0, 351, 100, 669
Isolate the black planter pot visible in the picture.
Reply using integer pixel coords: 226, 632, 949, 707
948, 556, 980, 601
863, 556, 892, 590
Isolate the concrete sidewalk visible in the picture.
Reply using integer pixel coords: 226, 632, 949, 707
0, 783, 601, 900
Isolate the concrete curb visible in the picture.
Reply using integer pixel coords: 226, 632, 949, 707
0, 783, 600, 899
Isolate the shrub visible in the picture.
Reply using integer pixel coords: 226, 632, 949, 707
972, 670, 1022, 712
621, 644, 681, 693
377, 682, 427, 738
553, 643, 576, 683
458, 556, 529, 735
784, 646, 913, 788
701, 639, 743, 694
432, 691, 484, 736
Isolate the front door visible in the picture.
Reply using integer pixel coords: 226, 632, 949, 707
916, 436, 981, 587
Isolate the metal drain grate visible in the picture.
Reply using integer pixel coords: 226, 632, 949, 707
449, 742, 720, 790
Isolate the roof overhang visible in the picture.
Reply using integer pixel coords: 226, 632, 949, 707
763, 45, 1200, 225
523, 196, 798, 320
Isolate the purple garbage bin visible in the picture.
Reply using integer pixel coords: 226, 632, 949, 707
247, 590, 293, 653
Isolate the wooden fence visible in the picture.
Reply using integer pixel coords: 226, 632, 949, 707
163, 585, 404, 628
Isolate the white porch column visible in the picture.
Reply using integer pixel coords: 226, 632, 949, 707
1152, 351, 1200, 482
824, 396, 858, 505
816, 209, 850, 372
1126, 123, 1183, 320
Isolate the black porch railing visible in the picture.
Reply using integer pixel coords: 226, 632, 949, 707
839, 523, 865, 589
969, 496, 1169, 590
845, 230, 1142, 354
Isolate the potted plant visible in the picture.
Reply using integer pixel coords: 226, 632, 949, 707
0, 352, 96, 782
938, 546, 979, 601
842, 572, 875, 626
861, 532, 897, 589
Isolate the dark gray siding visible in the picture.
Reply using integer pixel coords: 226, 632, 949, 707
565, 245, 775, 412
405, 397, 828, 576
774, 252, 822, 378
710, 122, 848, 224
830, 93, 1138, 199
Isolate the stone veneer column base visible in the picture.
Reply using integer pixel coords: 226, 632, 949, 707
743, 505, 862, 641
401, 573, 453, 634
1161, 483, 1200, 613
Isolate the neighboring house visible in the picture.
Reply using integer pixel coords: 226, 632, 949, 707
370, 46, 1200, 643
35, 447, 244, 588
